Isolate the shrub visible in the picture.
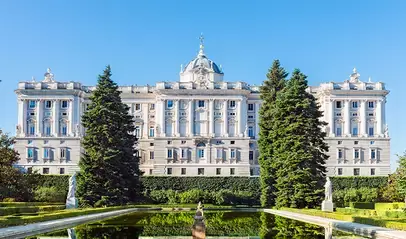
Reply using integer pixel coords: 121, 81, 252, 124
349, 202, 375, 209
375, 203, 405, 211
178, 189, 205, 204
2, 198, 16, 202
330, 176, 388, 191
34, 187, 66, 203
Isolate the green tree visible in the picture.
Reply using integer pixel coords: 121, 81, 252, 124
396, 152, 406, 204
271, 69, 328, 208
258, 60, 288, 207
77, 66, 141, 207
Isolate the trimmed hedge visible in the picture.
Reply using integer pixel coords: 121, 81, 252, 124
375, 203, 405, 211
0, 205, 65, 216
330, 176, 388, 191
349, 202, 375, 209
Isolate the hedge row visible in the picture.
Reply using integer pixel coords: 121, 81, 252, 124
0, 205, 65, 216
330, 176, 388, 191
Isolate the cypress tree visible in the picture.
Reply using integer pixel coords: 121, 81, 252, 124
258, 60, 287, 207
77, 66, 141, 207
271, 69, 328, 208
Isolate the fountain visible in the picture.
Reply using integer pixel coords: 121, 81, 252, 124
192, 201, 206, 239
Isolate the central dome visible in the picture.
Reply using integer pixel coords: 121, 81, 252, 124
182, 39, 223, 74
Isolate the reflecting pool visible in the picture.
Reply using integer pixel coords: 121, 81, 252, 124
26, 211, 366, 238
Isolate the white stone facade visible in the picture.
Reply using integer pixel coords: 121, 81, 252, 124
14, 43, 390, 177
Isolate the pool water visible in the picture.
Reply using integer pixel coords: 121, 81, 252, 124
26, 211, 366, 238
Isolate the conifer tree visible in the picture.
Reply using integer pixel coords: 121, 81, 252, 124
396, 152, 406, 204
271, 69, 328, 208
258, 60, 287, 207
77, 66, 141, 207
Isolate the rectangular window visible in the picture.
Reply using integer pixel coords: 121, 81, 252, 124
216, 148, 222, 159
150, 104, 155, 110
371, 149, 376, 159
27, 167, 33, 174
45, 100, 52, 109
43, 167, 49, 174
230, 149, 236, 159
352, 127, 358, 136
248, 115, 254, 119
45, 125, 51, 136
29, 125, 35, 135
338, 168, 343, 175
167, 168, 172, 175
230, 141, 235, 145
181, 148, 187, 159
27, 148, 34, 159
354, 168, 360, 176
149, 169, 153, 175
43, 148, 50, 159
150, 151, 154, 159
29, 100, 36, 108
149, 127, 155, 137
135, 126, 141, 138
59, 168, 65, 175
250, 168, 254, 176
371, 168, 376, 176
338, 149, 343, 159
61, 100, 68, 109
167, 141, 172, 145
354, 149, 360, 159
198, 168, 204, 175
336, 128, 342, 136
181, 140, 186, 144
167, 149, 173, 159
248, 126, 254, 137
368, 101, 375, 108
229, 100, 236, 108
216, 168, 221, 175
167, 100, 173, 108
354, 141, 359, 145
198, 149, 205, 158
248, 104, 254, 111
198, 100, 205, 108
134, 104, 140, 111
368, 127, 374, 136
336, 101, 342, 109
352, 113, 358, 117
62, 125, 67, 136
338, 140, 342, 145
181, 168, 186, 175
230, 168, 235, 175
352, 101, 358, 108
249, 151, 254, 160
60, 148, 66, 159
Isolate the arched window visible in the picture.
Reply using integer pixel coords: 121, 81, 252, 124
60, 120, 68, 136
197, 142, 205, 159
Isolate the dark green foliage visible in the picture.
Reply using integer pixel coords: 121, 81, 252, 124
380, 174, 403, 202
349, 202, 375, 209
330, 176, 388, 190
77, 66, 141, 207
333, 187, 379, 207
396, 152, 406, 204
258, 60, 288, 207
34, 187, 66, 202
0, 205, 65, 216
271, 69, 328, 208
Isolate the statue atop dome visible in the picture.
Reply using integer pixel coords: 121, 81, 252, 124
43, 68, 55, 82
349, 68, 360, 83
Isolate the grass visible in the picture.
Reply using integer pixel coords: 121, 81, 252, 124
280, 207, 406, 231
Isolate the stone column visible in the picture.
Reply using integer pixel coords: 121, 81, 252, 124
376, 99, 383, 136
255, 102, 260, 139
68, 99, 74, 136
188, 99, 194, 136
209, 99, 214, 137
344, 100, 350, 136
18, 99, 26, 137
360, 100, 367, 136
223, 100, 228, 137
53, 100, 59, 136
175, 100, 180, 136
36, 100, 42, 136
329, 99, 335, 137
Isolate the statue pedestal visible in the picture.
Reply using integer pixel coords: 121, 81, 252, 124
322, 200, 334, 212
66, 197, 78, 209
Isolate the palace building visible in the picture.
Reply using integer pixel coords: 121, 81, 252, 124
14, 38, 390, 176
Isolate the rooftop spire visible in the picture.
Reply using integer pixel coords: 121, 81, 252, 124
198, 33, 205, 57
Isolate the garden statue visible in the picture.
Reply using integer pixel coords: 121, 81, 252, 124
192, 201, 205, 239
384, 124, 389, 138
322, 177, 334, 212
66, 172, 78, 209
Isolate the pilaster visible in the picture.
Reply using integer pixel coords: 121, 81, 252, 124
209, 99, 214, 137
53, 100, 59, 137
360, 100, 367, 137
17, 99, 26, 137
255, 102, 260, 139
174, 99, 180, 137
376, 99, 383, 136
36, 100, 42, 136
188, 99, 194, 137
329, 99, 335, 137
344, 99, 350, 136
223, 100, 228, 137
68, 99, 74, 136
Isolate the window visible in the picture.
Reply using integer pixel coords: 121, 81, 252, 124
43, 168, 50, 174
216, 148, 222, 159
59, 168, 65, 175
149, 143, 154, 146
338, 149, 343, 159
27, 167, 33, 174
352, 101, 358, 108
181, 168, 186, 175
167, 168, 172, 175
135, 126, 141, 138
336, 101, 342, 109
44, 140, 49, 144
230, 168, 235, 175
45, 100, 52, 109
352, 113, 358, 117
181, 140, 186, 144
370, 141, 375, 145
133, 104, 140, 111
248, 104, 254, 111
45, 124, 51, 136
167, 100, 173, 108
354, 141, 359, 145
29, 124, 35, 136
368, 113, 374, 116
368, 127, 374, 136
61, 101, 68, 109
368, 101, 375, 108
216, 140, 222, 144
167, 149, 173, 159
198, 149, 205, 158
28, 140, 33, 144
249, 151, 254, 160
150, 104, 155, 110
338, 141, 342, 145
198, 168, 204, 175
248, 126, 254, 138
371, 168, 376, 176
336, 113, 342, 116
229, 100, 236, 108
167, 141, 172, 145
354, 149, 360, 159
60, 148, 66, 159
230, 141, 235, 145
248, 115, 254, 119
336, 128, 342, 137
27, 148, 34, 159
150, 151, 154, 159
354, 168, 360, 176
198, 100, 205, 108
216, 168, 221, 175
230, 149, 236, 159
181, 148, 187, 159
149, 169, 153, 175
149, 127, 155, 137
371, 149, 376, 159
352, 127, 358, 136
250, 168, 254, 176
338, 168, 343, 175
29, 100, 36, 108
43, 148, 50, 159
61, 124, 67, 136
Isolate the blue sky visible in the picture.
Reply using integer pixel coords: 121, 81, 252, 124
0, 0, 405, 171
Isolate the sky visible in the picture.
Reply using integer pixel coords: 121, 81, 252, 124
0, 0, 405, 171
